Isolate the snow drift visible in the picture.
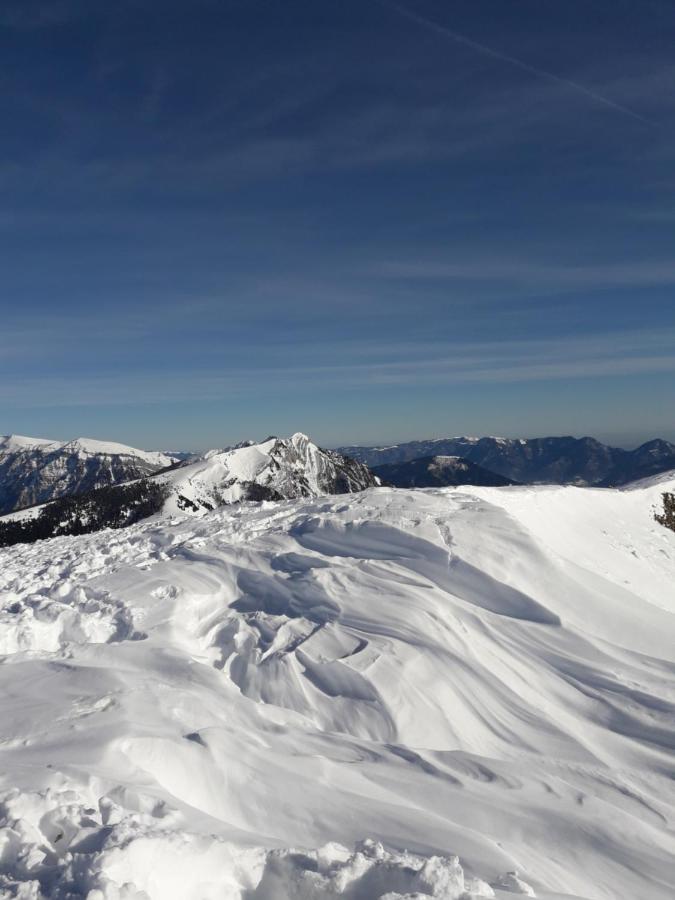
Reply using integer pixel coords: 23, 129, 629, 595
0, 476, 673, 899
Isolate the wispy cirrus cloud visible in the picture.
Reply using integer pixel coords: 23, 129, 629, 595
377, 258, 675, 289
1, 328, 673, 408
2, 2, 674, 444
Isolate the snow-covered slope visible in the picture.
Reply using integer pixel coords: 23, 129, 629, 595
0, 435, 176, 515
0, 435, 60, 453
160, 432, 378, 513
0, 478, 673, 899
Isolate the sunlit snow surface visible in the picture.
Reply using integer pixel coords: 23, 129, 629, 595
0, 481, 674, 899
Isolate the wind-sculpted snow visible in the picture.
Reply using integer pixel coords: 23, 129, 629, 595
0, 481, 673, 899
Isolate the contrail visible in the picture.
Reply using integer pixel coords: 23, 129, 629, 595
373, 0, 653, 125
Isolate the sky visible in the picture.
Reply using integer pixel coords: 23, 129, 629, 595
1, 0, 674, 450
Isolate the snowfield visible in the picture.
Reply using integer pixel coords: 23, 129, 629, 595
0, 479, 673, 899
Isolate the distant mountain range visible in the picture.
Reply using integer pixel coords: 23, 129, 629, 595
0, 434, 377, 542
373, 455, 517, 488
3, 431, 675, 535
338, 436, 675, 487
0, 435, 176, 517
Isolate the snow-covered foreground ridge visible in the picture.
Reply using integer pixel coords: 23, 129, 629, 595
0, 480, 673, 900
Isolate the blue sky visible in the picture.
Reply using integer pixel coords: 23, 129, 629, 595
1, 0, 674, 450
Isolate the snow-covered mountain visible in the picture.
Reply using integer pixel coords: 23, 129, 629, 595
338, 435, 675, 486
373, 454, 517, 488
0, 434, 378, 547
0, 477, 673, 899
0, 435, 176, 515
160, 432, 378, 514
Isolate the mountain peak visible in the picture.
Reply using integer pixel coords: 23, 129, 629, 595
56, 438, 174, 467
0, 434, 58, 454
161, 433, 377, 515
634, 438, 675, 453
290, 431, 311, 445
0, 437, 176, 516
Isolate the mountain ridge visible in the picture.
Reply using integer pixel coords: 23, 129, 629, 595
0, 435, 176, 516
373, 454, 517, 488
0, 434, 379, 545
3, 431, 674, 520
337, 434, 675, 486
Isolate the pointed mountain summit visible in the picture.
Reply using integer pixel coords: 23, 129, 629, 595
162, 432, 378, 514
